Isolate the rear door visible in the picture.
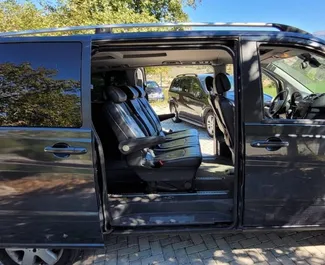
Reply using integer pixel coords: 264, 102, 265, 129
186, 77, 207, 124
180, 76, 197, 120
0, 37, 104, 246
241, 37, 325, 228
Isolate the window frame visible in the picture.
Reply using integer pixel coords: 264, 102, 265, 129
0, 37, 91, 129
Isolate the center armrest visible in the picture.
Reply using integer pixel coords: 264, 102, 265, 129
118, 136, 166, 155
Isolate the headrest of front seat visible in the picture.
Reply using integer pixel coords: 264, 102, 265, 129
134, 86, 146, 98
215, 73, 231, 94
119, 85, 139, 99
104, 86, 127, 103
205, 76, 214, 92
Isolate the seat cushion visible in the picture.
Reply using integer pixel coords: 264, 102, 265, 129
154, 136, 199, 150
155, 146, 202, 168
164, 129, 199, 141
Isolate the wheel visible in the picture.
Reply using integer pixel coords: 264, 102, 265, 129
170, 104, 181, 123
205, 111, 215, 138
0, 248, 80, 265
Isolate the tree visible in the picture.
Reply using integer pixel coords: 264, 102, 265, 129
0, 62, 81, 127
0, 0, 201, 34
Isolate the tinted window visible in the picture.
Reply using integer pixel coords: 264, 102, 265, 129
91, 73, 105, 101
0, 42, 82, 127
181, 77, 192, 93
170, 78, 182, 92
189, 78, 203, 97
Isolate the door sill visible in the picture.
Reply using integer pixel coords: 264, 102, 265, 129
179, 116, 204, 128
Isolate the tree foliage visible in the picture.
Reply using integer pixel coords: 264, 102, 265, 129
0, 0, 201, 33
0, 62, 81, 127
145, 67, 170, 76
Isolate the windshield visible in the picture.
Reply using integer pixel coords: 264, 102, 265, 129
146, 81, 161, 93
272, 54, 325, 94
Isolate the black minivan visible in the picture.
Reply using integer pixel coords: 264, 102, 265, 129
168, 73, 273, 137
1, 22, 325, 265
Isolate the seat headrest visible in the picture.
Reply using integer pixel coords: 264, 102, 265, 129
215, 73, 231, 94
134, 86, 146, 98
119, 85, 139, 99
205, 76, 214, 92
104, 86, 127, 103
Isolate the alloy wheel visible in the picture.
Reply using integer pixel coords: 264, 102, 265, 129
206, 113, 215, 137
5, 248, 63, 265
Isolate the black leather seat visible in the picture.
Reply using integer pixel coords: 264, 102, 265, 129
102, 86, 202, 190
211, 73, 235, 159
133, 86, 200, 141
118, 85, 200, 150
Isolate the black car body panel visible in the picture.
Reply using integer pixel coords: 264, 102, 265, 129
0, 36, 103, 246
240, 37, 325, 228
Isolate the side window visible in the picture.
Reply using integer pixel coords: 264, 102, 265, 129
170, 78, 181, 92
91, 73, 105, 101
0, 42, 82, 128
262, 73, 278, 101
181, 77, 192, 93
189, 78, 203, 98
262, 72, 278, 105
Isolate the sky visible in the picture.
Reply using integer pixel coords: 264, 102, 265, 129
184, 0, 325, 33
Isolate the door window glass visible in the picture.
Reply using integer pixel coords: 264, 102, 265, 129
181, 77, 192, 93
0, 42, 82, 127
262, 73, 277, 102
189, 78, 203, 98
170, 78, 181, 92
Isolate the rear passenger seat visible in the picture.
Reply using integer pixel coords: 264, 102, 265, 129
118, 85, 200, 150
134, 85, 200, 141
102, 85, 202, 190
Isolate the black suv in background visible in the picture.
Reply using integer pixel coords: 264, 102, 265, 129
168, 73, 233, 137
168, 73, 273, 137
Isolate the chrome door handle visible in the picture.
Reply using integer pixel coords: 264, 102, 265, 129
250, 137, 289, 151
44, 146, 87, 154
250, 141, 289, 148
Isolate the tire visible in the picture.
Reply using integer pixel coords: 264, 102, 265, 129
170, 104, 181, 123
205, 111, 215, 138
0, 248, 80, 265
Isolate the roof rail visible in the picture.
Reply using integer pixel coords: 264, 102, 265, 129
0, 22, 310, 37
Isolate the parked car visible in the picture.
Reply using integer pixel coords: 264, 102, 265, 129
168, 73, 273, 137
0, 22, 325, 265
145, 80, 165, 101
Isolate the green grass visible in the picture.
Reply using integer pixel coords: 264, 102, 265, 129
263, 86, 277, 97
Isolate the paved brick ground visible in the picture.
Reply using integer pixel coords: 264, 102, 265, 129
75, 231, 325, 265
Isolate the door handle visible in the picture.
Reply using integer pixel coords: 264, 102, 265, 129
250, 137, 289, 151
44, 146, 87, 154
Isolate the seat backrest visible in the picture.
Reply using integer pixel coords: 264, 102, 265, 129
118, 85, 159, 137
133, 85, 164, 136
213, 73, 235, 151
102, 86, 146, 142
